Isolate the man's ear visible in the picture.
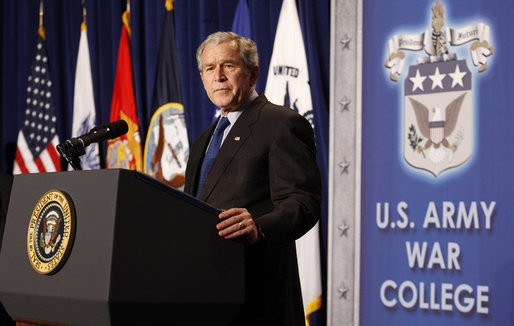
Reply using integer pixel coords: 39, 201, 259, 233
250, 65, 259, 86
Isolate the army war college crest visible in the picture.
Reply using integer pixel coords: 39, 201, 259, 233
385, 0, 493, 176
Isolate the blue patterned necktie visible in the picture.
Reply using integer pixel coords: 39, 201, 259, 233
196, 117, 231, 197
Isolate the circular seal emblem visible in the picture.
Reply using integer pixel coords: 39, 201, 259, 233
143, 103, 189, 189
27, 190, 76, 275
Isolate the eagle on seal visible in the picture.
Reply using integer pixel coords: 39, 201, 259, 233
409, 93, 466, 150
42, 210, 61, 251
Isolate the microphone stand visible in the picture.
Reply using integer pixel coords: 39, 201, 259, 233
56, 140, 84, 171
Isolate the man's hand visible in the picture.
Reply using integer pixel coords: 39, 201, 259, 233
217, 208, 261, 244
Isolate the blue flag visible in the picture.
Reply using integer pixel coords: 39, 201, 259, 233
151, 1, 182, 107
212, 0, 253, 122
144, 0, 189, 190
231, 0, 252, 39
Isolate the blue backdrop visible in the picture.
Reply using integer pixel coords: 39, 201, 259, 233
0, 0, 329, 170
0, 0, 329, 324
361, 1, 513, 325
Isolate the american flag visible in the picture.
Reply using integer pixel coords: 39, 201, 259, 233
13, 32, 61, 174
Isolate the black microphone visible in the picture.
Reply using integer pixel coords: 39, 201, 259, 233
56, 120, 129, 170
66, 119, 129, 149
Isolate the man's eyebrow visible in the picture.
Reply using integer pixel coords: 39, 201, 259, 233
204, 59, 238, 66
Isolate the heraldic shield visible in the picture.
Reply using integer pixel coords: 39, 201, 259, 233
404, 59, 472, 176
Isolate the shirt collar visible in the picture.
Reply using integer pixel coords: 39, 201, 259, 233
221, 90, 258, 125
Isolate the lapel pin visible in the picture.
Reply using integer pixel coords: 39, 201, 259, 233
234, 136, 241, 141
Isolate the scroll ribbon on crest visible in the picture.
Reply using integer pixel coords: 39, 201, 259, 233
385, 22, 493, 81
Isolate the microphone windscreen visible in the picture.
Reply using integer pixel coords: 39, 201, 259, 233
108, 120, 129, 139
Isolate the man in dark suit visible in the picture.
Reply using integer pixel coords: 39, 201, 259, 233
184, 32, 321, 325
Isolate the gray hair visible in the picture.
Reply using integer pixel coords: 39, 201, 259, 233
196, 31, 259, 72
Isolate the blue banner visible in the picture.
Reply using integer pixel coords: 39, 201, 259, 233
361, 1, 513, 325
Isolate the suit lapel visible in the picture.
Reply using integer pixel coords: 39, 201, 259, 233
198, 94, 267, 201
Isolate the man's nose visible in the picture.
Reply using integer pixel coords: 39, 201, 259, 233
214, 66, 227, 81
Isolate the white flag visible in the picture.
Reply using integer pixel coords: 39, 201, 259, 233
71, 23, 100, 170
265, 0, 321, 324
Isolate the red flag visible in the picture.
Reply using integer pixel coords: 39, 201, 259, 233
13, 27, 61, 174
106, 10, 143, 170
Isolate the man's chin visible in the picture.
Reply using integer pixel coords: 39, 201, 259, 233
220, 107, 236, 114
212, 98, 233, 110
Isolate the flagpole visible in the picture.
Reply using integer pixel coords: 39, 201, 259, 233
82, 0, 87, 30
38, 0, 45, 39
123, 0, 131, 39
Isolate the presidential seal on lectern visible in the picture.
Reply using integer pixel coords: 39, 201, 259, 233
27, 190, 76, 275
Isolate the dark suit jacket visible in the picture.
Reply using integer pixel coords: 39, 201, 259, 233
184, 94, 321, 326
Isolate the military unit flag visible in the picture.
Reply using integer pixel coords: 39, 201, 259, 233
265, 0, 322, 324
144, 0, 189, 189
70, 20, 100, 170
106, 10, 143, 171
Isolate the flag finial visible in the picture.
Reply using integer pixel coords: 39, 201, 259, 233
165, 0, 174, 11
